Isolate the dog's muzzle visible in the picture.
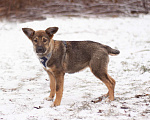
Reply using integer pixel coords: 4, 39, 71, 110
36, 46, 46, 53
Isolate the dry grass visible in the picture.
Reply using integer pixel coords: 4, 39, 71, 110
0, 0, 149, 22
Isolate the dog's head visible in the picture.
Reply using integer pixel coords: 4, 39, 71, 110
22, 27, 58, 56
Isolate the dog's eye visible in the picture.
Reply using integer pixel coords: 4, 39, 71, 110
43, 38, 47, 43
33, 39, 38, 43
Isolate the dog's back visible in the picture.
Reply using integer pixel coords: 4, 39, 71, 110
63, 41, 119, 73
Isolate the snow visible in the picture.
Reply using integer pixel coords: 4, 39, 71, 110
0, 15, 150, 120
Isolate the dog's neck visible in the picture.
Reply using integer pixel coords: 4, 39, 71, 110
38, 52, 52, 68
36, 39, 55, 69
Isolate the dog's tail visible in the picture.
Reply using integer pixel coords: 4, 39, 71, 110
105, 45, 120, 56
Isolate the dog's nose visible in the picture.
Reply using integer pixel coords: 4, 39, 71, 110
36, 46, 45, 53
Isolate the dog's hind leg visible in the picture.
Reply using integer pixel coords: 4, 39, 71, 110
102, 74, 116, 99
45, 71, 56, 101
89, 54, 116, 101
92, 70, 115, 101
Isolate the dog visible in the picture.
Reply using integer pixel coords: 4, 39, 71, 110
22, 27, 120, 106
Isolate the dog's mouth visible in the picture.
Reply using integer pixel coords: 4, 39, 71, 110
36, 52, 45, 56
36, 46, 47, 56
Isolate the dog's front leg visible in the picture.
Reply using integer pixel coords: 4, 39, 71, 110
45, 71, 56, 101
52, 71, 65, 107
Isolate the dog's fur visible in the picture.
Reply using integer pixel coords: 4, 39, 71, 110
22, 27, 120, 106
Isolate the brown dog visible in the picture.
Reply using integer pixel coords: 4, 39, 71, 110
22, 27, 120, 106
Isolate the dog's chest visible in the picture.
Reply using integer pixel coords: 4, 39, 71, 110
37, 53, 52, 69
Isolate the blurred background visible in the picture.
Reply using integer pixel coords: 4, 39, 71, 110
0, 0, 150, 22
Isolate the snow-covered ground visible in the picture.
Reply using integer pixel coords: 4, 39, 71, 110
0, 15, 150, 120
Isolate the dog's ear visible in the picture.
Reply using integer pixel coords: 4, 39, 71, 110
45, 27, 58, 37
22, 28, 35, 39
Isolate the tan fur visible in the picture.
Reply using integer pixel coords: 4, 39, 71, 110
22, 27, 120, 106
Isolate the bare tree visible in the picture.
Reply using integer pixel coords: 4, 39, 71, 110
111, 0, 118, 3
142, 0, 149, 13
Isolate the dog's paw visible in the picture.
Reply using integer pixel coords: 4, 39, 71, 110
105, 98, 112, 102
50, 103, 55, 107
50, 101, 60, 107
102, 93, 109, 98
44, 96, 53, 101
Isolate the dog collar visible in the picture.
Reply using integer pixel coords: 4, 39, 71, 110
38, 53, 52, 68
37, 41, 66, 69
